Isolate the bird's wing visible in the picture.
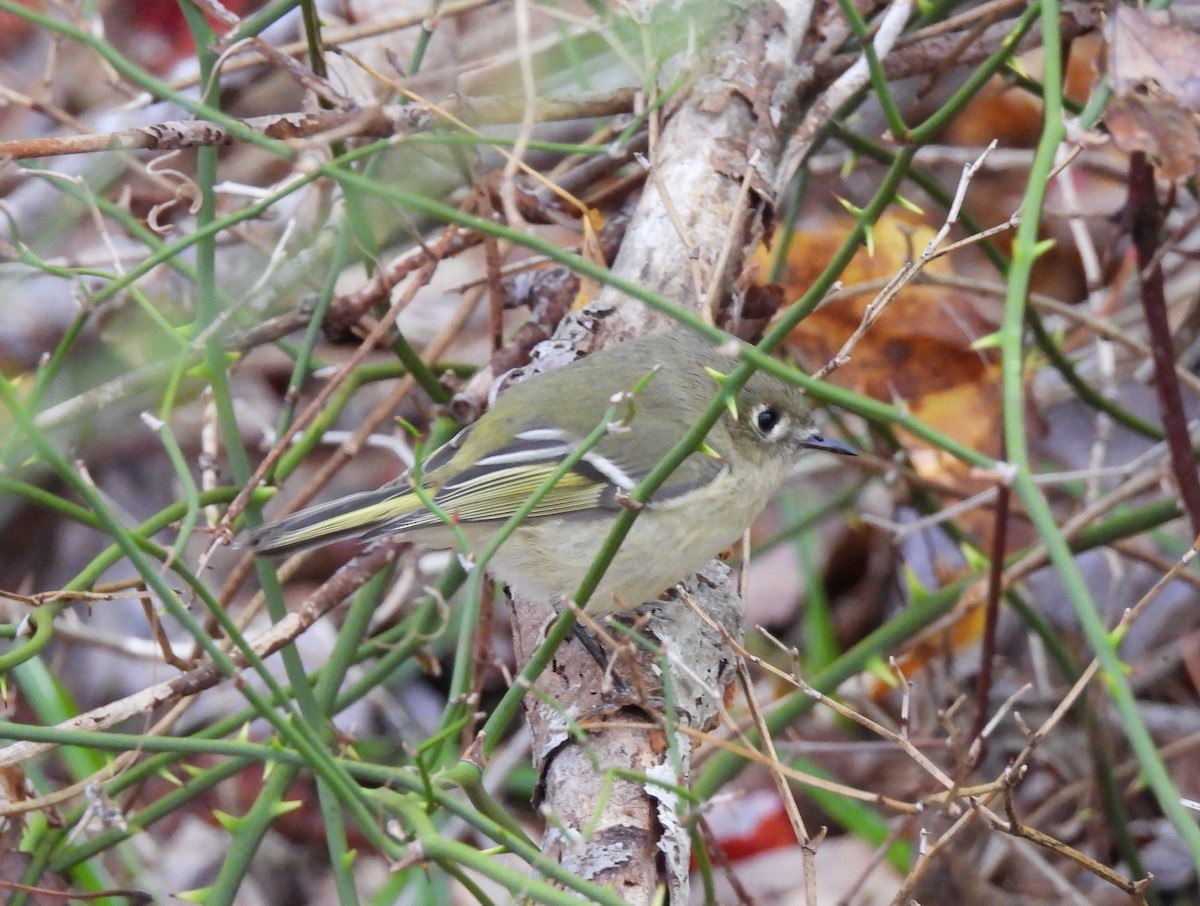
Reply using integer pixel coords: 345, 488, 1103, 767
364, 419, 728, 537
583, 425, 731, 507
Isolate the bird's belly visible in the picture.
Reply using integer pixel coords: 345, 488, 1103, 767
483, 500, 758, 615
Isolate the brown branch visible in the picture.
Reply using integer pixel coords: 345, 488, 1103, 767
967, 474, 1012, 757
324, 224, 479, 335
1126, 151, 1200, 534
813, 0, 1104, 86
0, 106, 434, 161
0, 543, 402, 777
0, 92, 638, 163
504, 4, 823, 902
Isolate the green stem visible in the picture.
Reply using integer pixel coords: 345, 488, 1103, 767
999, 0, 1200, 864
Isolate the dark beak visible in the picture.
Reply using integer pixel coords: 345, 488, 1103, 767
801, 434, 857, 456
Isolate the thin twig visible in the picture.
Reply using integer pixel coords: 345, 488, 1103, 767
814, 141, 997, 380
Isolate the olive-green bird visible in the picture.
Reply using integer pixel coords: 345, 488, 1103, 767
246, 331, 854, 613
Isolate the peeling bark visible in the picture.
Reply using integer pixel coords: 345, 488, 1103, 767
506, 3, 820, 902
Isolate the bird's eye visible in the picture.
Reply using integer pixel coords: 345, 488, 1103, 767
754, 406, 781, 436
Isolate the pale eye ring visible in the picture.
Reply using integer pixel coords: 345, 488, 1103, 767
754, 406, 781, 436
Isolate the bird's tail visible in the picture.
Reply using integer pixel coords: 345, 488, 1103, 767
244, 485, 423, 557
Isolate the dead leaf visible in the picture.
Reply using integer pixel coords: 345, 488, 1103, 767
753, 212, 1013, 550
754, 212, 1002, 459
1105, 6, 1200, 181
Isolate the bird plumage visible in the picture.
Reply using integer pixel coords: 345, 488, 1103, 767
246, 332, 851, 612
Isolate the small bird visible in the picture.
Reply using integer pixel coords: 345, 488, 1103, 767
246, 331, 854, 614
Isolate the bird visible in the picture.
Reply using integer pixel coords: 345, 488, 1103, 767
246, 331, 854, 614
